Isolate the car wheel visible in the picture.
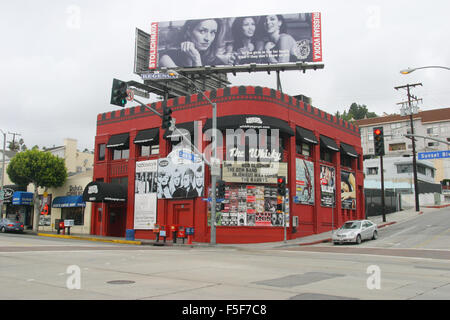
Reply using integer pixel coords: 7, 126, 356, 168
372, 230, 378, 240
0, 227, 6, 233
355, 234, 362, 245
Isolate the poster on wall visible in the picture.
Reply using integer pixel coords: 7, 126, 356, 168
38, 194, 52, 226
157, 148, 205, 199
208, 184, 287, 227
294, 158, 314, 205
134, 160, 158, 229
320, 165, 335, 207
341, 170, 356, 210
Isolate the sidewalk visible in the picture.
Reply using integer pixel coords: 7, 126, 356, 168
33, 204, 449, 249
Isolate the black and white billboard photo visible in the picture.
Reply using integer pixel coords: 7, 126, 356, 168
134, 160, 158, 230
148, 12, 322, 70
157, 148, 205, 199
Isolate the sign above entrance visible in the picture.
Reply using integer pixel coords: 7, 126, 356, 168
222, 161, 287, 184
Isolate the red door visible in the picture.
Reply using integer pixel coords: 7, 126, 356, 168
107, 202, 127, 237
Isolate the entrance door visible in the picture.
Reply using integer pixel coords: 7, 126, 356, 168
107, 202, 127, 237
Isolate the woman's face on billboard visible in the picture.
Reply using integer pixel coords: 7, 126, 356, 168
190, 19, 218, 51
264, 15, 281, 33
242, 17, 255, 38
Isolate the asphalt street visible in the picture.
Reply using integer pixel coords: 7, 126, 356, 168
0, 207, 449, 302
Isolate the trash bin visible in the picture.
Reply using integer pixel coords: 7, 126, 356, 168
125, 229, 135, 241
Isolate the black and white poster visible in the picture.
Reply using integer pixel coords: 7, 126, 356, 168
157, 148, 205, 199
147, 12, 322, 71
134, 160, 158, 230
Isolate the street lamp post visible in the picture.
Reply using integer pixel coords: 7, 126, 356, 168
166, 70, 219, 245
400, 66, 450, 74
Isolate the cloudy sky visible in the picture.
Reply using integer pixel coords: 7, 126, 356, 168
1, 0, 449, 152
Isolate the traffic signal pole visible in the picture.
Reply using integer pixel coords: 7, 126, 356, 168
380, 155, 386, 222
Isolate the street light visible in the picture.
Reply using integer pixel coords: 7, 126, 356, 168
167, 70, 219, 245
400, 66, 450, 74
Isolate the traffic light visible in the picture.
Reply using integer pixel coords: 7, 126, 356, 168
373, 127, 385, 156
110, 78, 128, 107
161, 106, 173, 129
277, 176, 286, 196
217, 180, 226, 199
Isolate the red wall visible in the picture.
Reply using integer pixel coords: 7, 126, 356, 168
91, 86, 364, 243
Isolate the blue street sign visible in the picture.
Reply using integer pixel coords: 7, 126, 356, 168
202, 198, 224, 203
418, 151, 450, 160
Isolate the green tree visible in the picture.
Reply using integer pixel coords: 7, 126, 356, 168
7, 149, 67, 233
336, 103, 378, 121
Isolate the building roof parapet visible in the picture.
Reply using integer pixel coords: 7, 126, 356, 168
98, 86, 359, 136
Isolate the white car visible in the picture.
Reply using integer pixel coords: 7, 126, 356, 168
332, 220, 378, 245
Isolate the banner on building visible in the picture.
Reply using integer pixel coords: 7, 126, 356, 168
146, 12, 322, 71
294, 158, 314, 205
222, 161, 287, 184
134, 160, 158, 229
320, 165, 335, 207
157, 148, 205, 199
341, 170, 356, 210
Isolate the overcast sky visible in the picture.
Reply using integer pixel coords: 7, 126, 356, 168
1, 0, 449, 152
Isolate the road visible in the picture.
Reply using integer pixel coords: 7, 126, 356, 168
0, 207, 450, 303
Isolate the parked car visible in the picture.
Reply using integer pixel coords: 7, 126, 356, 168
332, 220, 378, 245
0, 218, 24, 233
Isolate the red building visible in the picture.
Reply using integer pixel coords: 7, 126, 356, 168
84, 85, 364, 243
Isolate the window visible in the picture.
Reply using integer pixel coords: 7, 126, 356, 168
340, 153, 353, 168
417, 165, 426, 175
112, 148, 129, 160
111, 176, 128, 185
389, 143, 406, 151
61, 207, 84, 225
296, 142, 311, 157
397, 164, 412, 174
140, 144, 159, 157
367, 167, 378, 175
320, 146, 333, 163
98, 144, 106, 161
427, 142, 439, 147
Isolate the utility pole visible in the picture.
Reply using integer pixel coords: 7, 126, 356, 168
8, 131, 21, 151
395, 83, 422, 212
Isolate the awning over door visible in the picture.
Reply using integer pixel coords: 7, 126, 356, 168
106, 133, 129, 149
52, 195, 86, 208
82, 181, 127, 202
203, 115, 295, 136
134, 128, 159, 145
340, 142, 359, 158
320, 135, 339, 152
296, 126, 318, 144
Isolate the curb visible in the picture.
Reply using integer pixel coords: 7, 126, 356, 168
37, 233, 143, 245
425, 204, 450, 209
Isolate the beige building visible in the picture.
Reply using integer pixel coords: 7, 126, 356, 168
32, 138, 94, 234
355, 107, 450, 185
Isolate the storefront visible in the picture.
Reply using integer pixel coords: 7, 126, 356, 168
88, 85, 364, 243
9, 191, 34, 228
